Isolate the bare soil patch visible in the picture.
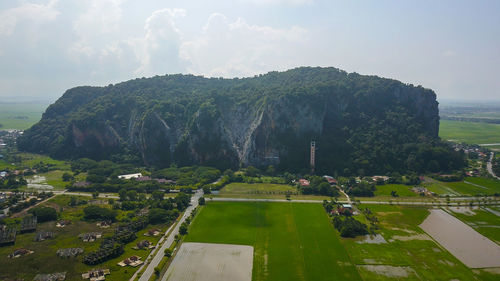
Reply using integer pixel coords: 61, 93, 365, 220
420, 209, 500, 268
162, 242, 253, 281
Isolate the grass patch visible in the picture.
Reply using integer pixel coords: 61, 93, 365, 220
185, 201, 361, 281
439, 120, 500, 144
374, 184, 418, 198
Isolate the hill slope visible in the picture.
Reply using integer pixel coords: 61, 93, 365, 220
18, 67, 463, 174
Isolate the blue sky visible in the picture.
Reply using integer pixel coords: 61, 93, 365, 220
0, 0, 499, 102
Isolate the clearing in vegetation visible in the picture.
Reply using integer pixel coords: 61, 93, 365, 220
163, 242, 253, 281
185, 201, 361, 281
420, 209, 500, 268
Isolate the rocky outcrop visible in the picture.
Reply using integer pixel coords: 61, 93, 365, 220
18, 67, 440, 173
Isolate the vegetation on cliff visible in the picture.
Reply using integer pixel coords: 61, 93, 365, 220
18, 67, 464, 175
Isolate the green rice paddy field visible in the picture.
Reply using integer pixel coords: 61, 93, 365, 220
425, 177, 500, 196
439, 120, 500, 144
0, 103, 47, 130
185, 201, 361, 281
187, 202, 500, 280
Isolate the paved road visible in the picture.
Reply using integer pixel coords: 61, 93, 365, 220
137, 189, 203, 281
211, 197, 500, 206
487, 152, 500, 180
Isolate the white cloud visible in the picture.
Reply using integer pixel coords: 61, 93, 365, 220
70, 0, 125, 58
181, 13, 309, 77
0, 0, 59, 36
132, 8, 189, 76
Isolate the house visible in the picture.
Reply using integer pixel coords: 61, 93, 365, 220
33, 272, 66, 281
117, 173, 142, 180
135, 176, 152, 182
117, 255, 143, 267
8, 248, 34, 258
79, 232, 102, 242
56, 220, 71, 228
144, 229, 161, 237
73, 181, 91, 188
342, 204, 352, 209
34, 231, 55, 242
372, 176, 389, 182
96, 221, 111, 228
298, 179, 310, 187
82, 269, 110, 281
323, 175, 338, 185
133, 240, 154, 250
57, 248, 83, 258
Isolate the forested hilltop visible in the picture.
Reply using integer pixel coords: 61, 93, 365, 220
18, 67, 464, 175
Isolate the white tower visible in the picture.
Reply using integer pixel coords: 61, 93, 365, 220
310, 141, 316, 173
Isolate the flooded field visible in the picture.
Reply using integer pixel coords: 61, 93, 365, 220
27, 175, 53, 190
420, 209, 500, 268
163, 243, 253, 281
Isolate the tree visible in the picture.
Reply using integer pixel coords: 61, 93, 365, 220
198, 197, 205, 205
390, 190, 398, 197
92, 191, 99, 199
245, 166, 260, 177
126, 190, 137, 201
266, 165, 276, 176
62, 172, 73, 182
29, 206, 57, 222
118, 188, 127, 201
179, 223, 188, 235
69, 196, 78, 206
164, 249, 172, 257
83, 205, 117, 221
152, 191, 164, 201
154, 267, 160, 276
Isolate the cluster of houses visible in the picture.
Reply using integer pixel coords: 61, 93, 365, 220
297, 175, 339, 187
57, 247, 84, 258
34, 231, 55, 242
79, 232, 102, 242
118, 255, 143, 267
8, 248, 34, 258
82, 269, 110, 281
33, 272, 66, 281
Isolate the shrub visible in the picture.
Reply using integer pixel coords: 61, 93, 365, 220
29, 206, 57, 222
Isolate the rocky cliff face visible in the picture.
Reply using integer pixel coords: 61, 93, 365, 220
18, 67, 440, 174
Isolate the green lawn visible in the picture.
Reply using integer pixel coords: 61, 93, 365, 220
343, 204, 483, 280
0, 195, 170, 281
374, 184, 418, 197
439, 120, 500, 144
185, 201, 361, 281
